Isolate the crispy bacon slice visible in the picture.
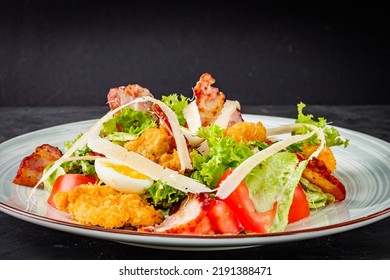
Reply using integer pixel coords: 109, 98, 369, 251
302, 157, 346, 201
13, 144, 63, 187
106, 84, 153, 112
193, 73, 226, 126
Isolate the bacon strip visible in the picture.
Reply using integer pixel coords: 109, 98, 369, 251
13, 144, 63, 187
106, 84, 153, 112
193, 73, 226, 126
302, 157, 346, 201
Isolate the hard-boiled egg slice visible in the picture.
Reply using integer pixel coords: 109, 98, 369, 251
95, 157, 153, 194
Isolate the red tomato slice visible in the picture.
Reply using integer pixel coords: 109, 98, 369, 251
217, 169, 278, 234
207, 200, 244, 234
47, 174, 98, 209
190, 215, 215, 235
288, 183, 310, 224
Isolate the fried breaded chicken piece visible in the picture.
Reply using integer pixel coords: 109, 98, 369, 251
300, 145, 337, 172
124, 127, 174, 160
123, 127, 181, 171
158, 150, 181, 171
223, 121, 267, 143
54, 184, 163, 229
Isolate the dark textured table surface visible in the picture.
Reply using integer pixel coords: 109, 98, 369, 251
0, 105, 389, 260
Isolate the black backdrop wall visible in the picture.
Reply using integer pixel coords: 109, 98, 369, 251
0, 0, 389, 106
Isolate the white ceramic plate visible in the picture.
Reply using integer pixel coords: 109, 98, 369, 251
1, 115, 390, 251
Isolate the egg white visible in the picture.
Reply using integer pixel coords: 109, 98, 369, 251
95, 157, 153, 194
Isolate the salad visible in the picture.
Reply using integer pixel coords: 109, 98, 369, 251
13, 73, 349, 235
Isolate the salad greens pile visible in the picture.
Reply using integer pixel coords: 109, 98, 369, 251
43, 133, 95, 192
99, 107, 156, 144
62, 133, 96, 176
144, 180, 187, 212
191, 125, 254, 188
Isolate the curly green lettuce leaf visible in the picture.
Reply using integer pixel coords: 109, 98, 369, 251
244, 152, 308, 232
145, 180, 187, 211
296, 102, 328, 128
64, 133, 84, 152
293, 102, 349, 150
247, 141, 270, 151
99, 107, 156, 139
161, 94, 189, 126
191, 125, 254, 188
62, 133, 96, 176
324, 126, 349, 147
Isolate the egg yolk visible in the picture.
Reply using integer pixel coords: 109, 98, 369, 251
104, 162, 149, 180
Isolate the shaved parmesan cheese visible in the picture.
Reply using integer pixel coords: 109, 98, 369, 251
45, 156, 100, 166
305, 123, 325, 159
216, 124, 325, 199
180, 127, 204, 147
266, 124, 303, 137
183, 100, 202, 133
197, 141, 210, 156
88, 137, 211, 194
266, 123, 325, 159
143, 96, 192, 171
181, 101, 205, 147
213, 100, 241, 128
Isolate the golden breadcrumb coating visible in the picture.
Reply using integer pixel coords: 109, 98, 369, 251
300, 145, 337, 172
123, 127, 181, 171
54, 184, 163, 229
224, 121, 267, 143
53, 191, 70, 212
124, 127, 173, 159
158, 150, 181, 171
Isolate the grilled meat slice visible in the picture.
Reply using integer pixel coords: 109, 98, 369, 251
13, 144, 63, 187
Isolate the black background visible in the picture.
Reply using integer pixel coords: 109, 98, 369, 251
0, 0, 389, 107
